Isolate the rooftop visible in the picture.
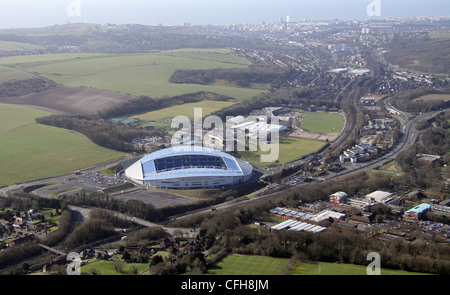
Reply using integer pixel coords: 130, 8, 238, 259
365, 190, 393, 202
405, 203, 432, 214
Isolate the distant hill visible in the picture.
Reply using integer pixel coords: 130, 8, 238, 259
384, 35, 450, 75
0, 23, 256, 54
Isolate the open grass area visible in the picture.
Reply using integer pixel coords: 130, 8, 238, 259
239, 137, 326, 168
0, 104, 124, 186
366, 159, 403, 179
291, 261, 433, 275
206, 255, 433, 275
1, 50, 264, 101
429, 32, 450, 39
81, 259, 149, 275
132, 100, 236, 121
300, 112, 345, 134
205, 254, 289, 275
0, 66, 34, 83
0, 41, 45, 52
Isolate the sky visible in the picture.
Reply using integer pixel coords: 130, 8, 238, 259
0, 0, 448, 29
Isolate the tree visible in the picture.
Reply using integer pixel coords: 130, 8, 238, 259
113, 260, 124, 273
21, 263, 30, 273
129, 265, 139, 275
122, 251, 131, 262
150, 255, 164, 266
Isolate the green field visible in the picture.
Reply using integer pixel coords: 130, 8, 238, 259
300, 112, 345, 134
0, 41, 45, 52
206, 255, 432, 275
429, 32, 450, 39
0, 65, 34, 83
0, 104, 124, 186
205, 255, 289, 275
291, 261, 432, 275
0, 49, 264, 101
132, 100, 236, 121
239, 137, 327, 168
81, 259, 149, 275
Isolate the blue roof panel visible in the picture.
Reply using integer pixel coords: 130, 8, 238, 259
405, 203, 431, 214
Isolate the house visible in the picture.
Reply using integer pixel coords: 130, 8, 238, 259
160, 237, 178, 249
339, 144, 378, 163
26, 209, 40, 219
13, 218, 26, 229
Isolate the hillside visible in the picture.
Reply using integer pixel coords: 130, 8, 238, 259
385, 35, 450, 75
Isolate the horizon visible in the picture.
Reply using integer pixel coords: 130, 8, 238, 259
1, 16, 449, 31
0, 0, 449, 29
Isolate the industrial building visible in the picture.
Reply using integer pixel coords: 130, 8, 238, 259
403, 203, 432, 220
270, 219, 326, 233
124, 146, 253, 189
365, 190, 393, 203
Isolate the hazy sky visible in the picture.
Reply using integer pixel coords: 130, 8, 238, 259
0, 0, 448, 29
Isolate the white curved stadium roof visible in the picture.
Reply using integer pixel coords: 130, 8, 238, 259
125, 146, 253, 181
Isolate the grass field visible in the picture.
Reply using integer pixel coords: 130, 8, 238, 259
0, 41, 45, 52
291, 261, 432, 275
205, 254, 289, 275
367, 160, 401, 178
429, 32, 450, 39
300, 112, 345, 134
0, 49, 264, 101
0, 65, 34, 83
239, 137, 327, 168
0, 104, 124, 186
205, 255, 432, 275
81, 259, 149, 275
132, 100, 236, 121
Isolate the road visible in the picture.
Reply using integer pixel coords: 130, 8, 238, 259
0, 157, 127, 198
172, 106, 449, 219
67, 205, 197, 238
1, 99, 446, 228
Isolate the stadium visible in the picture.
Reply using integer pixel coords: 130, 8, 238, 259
124, 146, 253, 189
